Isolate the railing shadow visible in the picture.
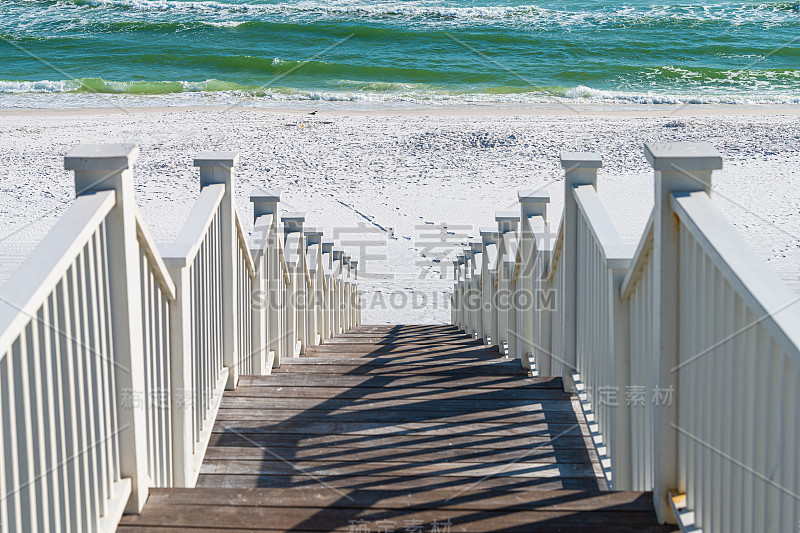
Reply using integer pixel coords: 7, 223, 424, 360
207, 325, 633, 531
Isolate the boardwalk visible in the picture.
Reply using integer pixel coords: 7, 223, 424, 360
118, 325, 672, 532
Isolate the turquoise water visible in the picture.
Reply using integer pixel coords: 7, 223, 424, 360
1, 0, 799, 106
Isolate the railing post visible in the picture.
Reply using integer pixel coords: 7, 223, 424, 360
456, 253, 466, 331
65, 144, 150, 512
479, 228, 498, 346
468, 239, 483, 340
194, 152, 240, 390
463, 247, 474, 336
332, 248, 344, 335
518, 190, 550, 369
350, 259, 359, 327
251, 189, 281, 371
282, 213, 306, 357
451, 258, 459, 326
644, 142, 722, 522
560, 152, 602, 392
321, 238, 335, 339
343, 254, 352, 332
304, 228, 323, 346
496, 211, 520, 357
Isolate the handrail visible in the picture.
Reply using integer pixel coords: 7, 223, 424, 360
572, 185, 633, 267
234, 209, 256, 279
672, 191, 800, 365
135, 207, 177, 300
620, 211, 654, 300
250, 213, 274, 264
544, 216, 564, 282
276, 233, 291, 285
0, 190, 115, 355
160, 183, 224, 266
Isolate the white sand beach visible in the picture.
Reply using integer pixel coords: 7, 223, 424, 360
1, 105, 799, 323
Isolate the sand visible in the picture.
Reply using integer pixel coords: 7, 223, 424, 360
1, 104, 799, 323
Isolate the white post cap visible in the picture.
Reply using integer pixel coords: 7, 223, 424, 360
518, 190, 551, 203
644, 142, 723, 171
65, 144, 139, 172
250, 188, 281, 203
560, 152, 602, 169
495, 211, 520, 223
281, 212, 306, 223
194, 151, 240, 168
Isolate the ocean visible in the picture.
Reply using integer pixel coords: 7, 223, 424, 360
1, 0, 799, 107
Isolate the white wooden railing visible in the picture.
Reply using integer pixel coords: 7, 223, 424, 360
451, 142, 800, 532
0, 144, 362, 532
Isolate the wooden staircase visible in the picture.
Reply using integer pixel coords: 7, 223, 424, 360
118, 325, 674, 532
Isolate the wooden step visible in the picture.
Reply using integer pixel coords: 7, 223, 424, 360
119, 488, 675, 532
120, 325, 671, 532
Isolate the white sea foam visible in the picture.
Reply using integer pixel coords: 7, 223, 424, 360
0, 80, 82, 93
2, 78, 799, 106
51, 0, 800, 25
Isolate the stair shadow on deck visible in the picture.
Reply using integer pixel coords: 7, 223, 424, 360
119, 325, 673, 532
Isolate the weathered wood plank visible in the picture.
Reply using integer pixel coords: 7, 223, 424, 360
207, 432, 598, 450
273, 364, 525, 375
199, 458, 604, 478
217, 395, 578, 410
222, 385, 565, 401
193, 473, 604, 491
237, 374, 564, 389
214, 408, 580, 424
201, 445, 597, 464
212, 419, 589, 438
139, 487, 658, 512
119, 504, 670, 532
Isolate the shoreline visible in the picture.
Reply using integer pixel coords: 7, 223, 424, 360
2, 102, 800, 118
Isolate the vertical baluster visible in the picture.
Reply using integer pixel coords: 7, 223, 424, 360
1, 342, 22, 532
40, 295, 62, 533
76, 248, 103, 530
190, 261, 200, 447
729, 296, 745, 533
161, 287, 172, 486
784, 361, 799, 533
27, 303, 49, 529
678, 232, 690, 502
710, 272, 724, 532
92, 229, 114, 508
57, 270, 84, 531
0, 346, 8, 531
720, 281, 736, 533
697, 254, 711, 528
97, 222, 120, 488
13, 328, 36, 531
765, 339, 783, 532
140, 250, 153, 486
85, 234, 110, 516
